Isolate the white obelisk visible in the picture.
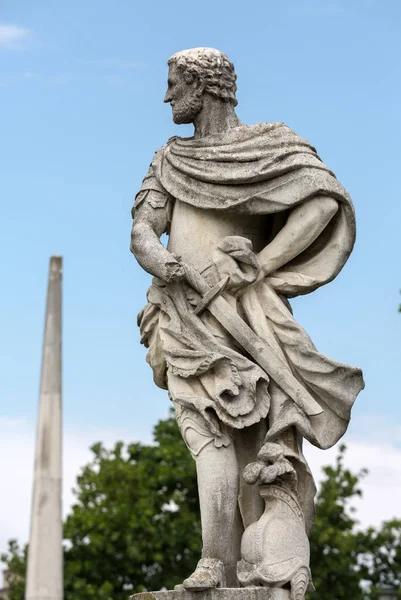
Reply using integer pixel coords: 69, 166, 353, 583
25, 256, 63, 600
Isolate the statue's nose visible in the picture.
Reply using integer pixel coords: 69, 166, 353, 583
164, 90, 172, 103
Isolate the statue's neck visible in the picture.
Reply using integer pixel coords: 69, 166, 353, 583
193, 96, 242, 139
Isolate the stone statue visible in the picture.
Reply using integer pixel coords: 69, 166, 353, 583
130, 47, 364, 599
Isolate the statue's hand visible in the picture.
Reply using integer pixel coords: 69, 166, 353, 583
254, 262, 273, 284
165, 260, 187, 283
213, 236, 260, 295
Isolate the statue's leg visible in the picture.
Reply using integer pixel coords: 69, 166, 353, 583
194, 435, 243, 586
175, 404, 243, 589
234, 420, 268, 528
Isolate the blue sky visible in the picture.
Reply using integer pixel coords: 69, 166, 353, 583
1, 0, 401, 550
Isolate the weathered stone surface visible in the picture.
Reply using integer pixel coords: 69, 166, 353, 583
130, 47, 364, 597
238, 485, 312, 597
25, 256, 63, 600
131, 589, 291, 600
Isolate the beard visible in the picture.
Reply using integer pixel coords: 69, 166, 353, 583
172, 92, 202, 124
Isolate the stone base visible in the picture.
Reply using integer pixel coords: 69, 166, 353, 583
131, 588, 291, 600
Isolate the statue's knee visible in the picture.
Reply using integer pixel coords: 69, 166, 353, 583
175, 406, 216, 457
182, 425, 215, 457
175, 404, 232, 458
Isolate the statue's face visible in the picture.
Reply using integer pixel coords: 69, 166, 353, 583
164, 63, 203, 124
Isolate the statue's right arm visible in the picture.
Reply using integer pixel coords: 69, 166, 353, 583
130, 192, 184, 282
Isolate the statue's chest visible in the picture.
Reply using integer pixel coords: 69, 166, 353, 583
168, 199, 270, 272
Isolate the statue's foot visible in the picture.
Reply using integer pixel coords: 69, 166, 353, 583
183, 558, 226, 591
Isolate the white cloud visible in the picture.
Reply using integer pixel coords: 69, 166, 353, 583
0, 24, 30, 49
0, 417, 135, 564
305, 440, 401, 528
0, 416, 400, 568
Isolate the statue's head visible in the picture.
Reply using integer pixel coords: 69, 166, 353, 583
164, 47, 238, 124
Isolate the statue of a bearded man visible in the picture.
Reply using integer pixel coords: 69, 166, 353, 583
131, 47, 364, 599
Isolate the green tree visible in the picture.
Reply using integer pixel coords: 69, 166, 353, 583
0, 540, 26, 600
63, 413, 201, 600
307, 444, 367, 600
1, 413, 201, 600
359, 519, 401, 599
2, 419, 401, 600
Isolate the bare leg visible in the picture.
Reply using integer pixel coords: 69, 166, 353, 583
194, 438, 243, 586
175, 405, 243, 588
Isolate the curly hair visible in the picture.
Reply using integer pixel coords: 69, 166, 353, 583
168, 47, 238, 106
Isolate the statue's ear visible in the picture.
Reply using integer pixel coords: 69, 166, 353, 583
195, 76, 206, 97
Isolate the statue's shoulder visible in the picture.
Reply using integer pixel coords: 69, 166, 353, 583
147, 136, 179, 167
213, 122, 294, 146
133, 142, 174, 213
249, 121, 299, 136
248, 121, 285, 130
154, 136, 179, 154
254, 121, 316, 152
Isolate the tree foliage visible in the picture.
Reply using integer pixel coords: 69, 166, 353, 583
359, 519, 401, 599
0, 540, 26, 600
1, 414, 201, 600
2, 416, 400, 600
308, 445, 367, 599
63, 415, 201, 599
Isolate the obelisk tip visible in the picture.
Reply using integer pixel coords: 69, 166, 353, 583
50, 256, 63, 273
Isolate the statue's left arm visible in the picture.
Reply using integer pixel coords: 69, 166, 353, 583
256, 195, 339, 278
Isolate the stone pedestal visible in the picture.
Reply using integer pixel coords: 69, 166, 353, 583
131, 588, 291, 600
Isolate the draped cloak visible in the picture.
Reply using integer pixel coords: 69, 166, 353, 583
134, 123, 364, 460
